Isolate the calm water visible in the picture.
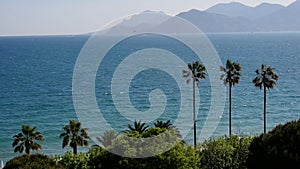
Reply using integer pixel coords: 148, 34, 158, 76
0, 33, 299, 163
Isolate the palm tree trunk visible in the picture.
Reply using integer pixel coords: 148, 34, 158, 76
264, 85, 267, 134
193, 79, 196, 148
229, 84, 232, 136
25, 141, 30, 154
25, 147, 30, 155
74, 145, 77, 154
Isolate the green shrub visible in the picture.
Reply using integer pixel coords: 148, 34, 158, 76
247, 119, 300, 169
4, 154, 66, 169
88, 147, 122, 169
57, 151, 89, 169
200, 135, 251, 169
88, 143, 200, 169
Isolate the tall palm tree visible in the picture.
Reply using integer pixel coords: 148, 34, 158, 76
220, 60, 242, 136
154, 120, 172, 129
60, 120, 90, 154
253, 64, 278, 133
12, 124, 44, 155
126, 120, 149, 134
97, 130, 118, 147
183, 61, 206, 148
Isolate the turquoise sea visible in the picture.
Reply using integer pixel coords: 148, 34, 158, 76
0, 33, 300, 163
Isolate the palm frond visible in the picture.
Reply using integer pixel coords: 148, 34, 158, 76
183, 61, 206, 86
253, 64, 278, 90
12, 124, 44, 154
221, 60, 242, 87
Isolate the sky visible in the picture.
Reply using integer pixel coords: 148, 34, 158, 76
0, 0, 296, 36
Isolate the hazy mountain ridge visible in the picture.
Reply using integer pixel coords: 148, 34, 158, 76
178, 1, 300, 32
205, 2, 284, 20
177, 9, 255, 33
99, 1, 300, 34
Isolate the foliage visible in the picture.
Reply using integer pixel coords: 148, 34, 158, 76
60, 120, 90, 154
57, 151, 89, 169
247, 119, 300, 169
108, 127, 180, 158
4, 154, 66, 169
183, 61, 206, 85
220, 60, 242, 86
141, 127, 166, 138
200, 135, 252, 169
96, 130, 118, 147
253, 64, 278, 90
88, 147, 122, 169
7, 119, 300, 169
88, 143, 200, 169
154, 120, 172, 129
126, 120, 149, 134
12, 124, 44, 154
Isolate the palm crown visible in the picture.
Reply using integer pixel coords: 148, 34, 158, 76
154, 120, 172, 129
12, 124, 44, 154
97, 130, 118, 147
126, 120, 149, 134
221, 60, 242, 86
253, 64, 278, 89
60, 120, 90, 154
183, 61, 206, 85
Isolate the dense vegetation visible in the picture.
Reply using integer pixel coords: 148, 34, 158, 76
5, 119, 300, 169
247, 119, 300, 169
4, 61, 289, 168
3, 154, 66, 169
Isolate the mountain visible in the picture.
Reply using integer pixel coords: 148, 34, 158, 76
205, 2, 254, 18
177, 1, 300, 32
177, 9, 255, 33
98, 1, 300, 34
256, 1, 300, 31
251, 3, 284, 19
100, 10, 169, 35
205, 2, 284, 20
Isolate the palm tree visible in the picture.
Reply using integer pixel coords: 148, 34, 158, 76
97, 130, 118, 147
220, 60, 242, 136
253, 64, 278, 133
60, 120, 90, 154
183, 61, 206, 148
154, 120, 182, 139
12, 124, 44, 155
126, 120, 149, 134
154, 120, 172, 129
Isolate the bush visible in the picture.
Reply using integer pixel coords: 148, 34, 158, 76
200, 135, 252, 169
4, 154, 66, 169
57, 151, 89, 169
88, 147, 122, 169
88, 143, 200, 169
247, 119, 300, 169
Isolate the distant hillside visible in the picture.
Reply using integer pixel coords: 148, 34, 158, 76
256, 1, 300, 31
205, 2, 284, 20
177, 1, 300, 33
100, 11, 169, 35
205, 2, 253, 19
98, 1, 300, 34
177, 9, 255, 33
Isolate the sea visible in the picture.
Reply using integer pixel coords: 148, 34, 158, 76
0, 32, 299, 163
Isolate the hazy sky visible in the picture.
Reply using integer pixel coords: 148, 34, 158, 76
0, 0, 296, 36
